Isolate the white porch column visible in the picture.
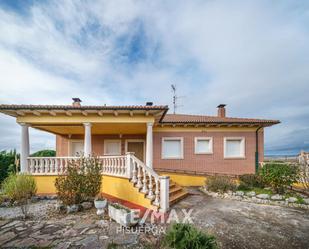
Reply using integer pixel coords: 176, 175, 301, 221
146, 122, 153, 168
83, 122, 92, 156
20, 123, 30, 173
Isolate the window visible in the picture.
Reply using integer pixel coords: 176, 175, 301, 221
162, 137, 184, 159
70, 140, 84, 156
104, 140, 121, 155
224, 137, 245, 158
194, 137, 213, 154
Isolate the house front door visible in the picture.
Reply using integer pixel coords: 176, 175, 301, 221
126, 141, 145, 162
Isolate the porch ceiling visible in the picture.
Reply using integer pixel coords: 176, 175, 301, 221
32, 123, 147, 135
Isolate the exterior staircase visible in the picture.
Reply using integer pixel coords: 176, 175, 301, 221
130, 160, 189, 211
169, 180, 189, 206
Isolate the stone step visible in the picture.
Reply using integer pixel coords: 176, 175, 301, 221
169, 185, 183, 195
169, 190, 189, 205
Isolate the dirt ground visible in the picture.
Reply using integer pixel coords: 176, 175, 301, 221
1, 191, 309, 248
174, 191, 309, 249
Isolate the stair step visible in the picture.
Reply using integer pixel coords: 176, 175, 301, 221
169, 186, 183, 195
130, 175, 188, 209
169, 190, 189, 205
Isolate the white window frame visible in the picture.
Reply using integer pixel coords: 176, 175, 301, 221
104, 139, 122, 156
194, 137, 213, 154
68, 139, 84, 156
161, 137, 184, 159
224, 137, 245, 159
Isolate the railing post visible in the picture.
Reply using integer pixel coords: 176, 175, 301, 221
159, 176, 170, 213
126, 152, 134, 179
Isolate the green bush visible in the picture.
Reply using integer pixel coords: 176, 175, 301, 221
31, 150, 56, 157
259, 163, 299, 194
2, 174, 37, 217
55, 156, 102, 205
0, 150, 19, 184
206, 175, 237, 193
164, 223, 217, 249
238, 174, 264, 189
2, 174, 37, 202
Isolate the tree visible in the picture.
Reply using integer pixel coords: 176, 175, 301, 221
0, 150, 19, 183
31, 150, 56, 157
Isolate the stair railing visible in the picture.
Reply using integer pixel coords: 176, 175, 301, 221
126, 152, 169, 212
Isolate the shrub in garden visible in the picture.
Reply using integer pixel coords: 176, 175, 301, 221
55, 156, 102, 206
238, 174, 264, 190
206, 175, 237, 193
164, 223, 217, 249
259, 163, 299, 194
2, 174, 37, 217
0, 150, 19, 184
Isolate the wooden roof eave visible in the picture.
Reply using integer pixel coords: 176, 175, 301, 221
1, 108, 165, 118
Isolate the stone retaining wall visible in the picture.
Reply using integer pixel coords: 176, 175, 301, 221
200, 187, 309, 210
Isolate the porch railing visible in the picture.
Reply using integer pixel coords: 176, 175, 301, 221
28, 157, 78, 175
27, 155, 128, 177
26, 153, 169, 211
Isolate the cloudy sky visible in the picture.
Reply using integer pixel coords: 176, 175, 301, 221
0, 0, 308, 155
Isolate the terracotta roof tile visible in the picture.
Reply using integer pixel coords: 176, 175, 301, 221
0, 104, 168, 110
161, 114, 280, 125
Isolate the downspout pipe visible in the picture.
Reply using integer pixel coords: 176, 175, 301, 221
255, 126, 263, 174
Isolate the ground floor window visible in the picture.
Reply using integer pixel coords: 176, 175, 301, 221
162, 137, 184, 159
224, 137, 245, 158
104, 139, 121, 155
194, 137, 213, 154
70, 140, 84, 156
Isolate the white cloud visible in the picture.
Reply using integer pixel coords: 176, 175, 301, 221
0, 0, 308, 154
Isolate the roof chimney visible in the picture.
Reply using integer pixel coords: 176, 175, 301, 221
72, 98, 82, 107
146, 102, 153, 106
217, 104, 226, 117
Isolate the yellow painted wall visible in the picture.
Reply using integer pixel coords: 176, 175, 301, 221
33, 175, 155, 210
160, 172, 206, 186
101, 175, 154, 209
34, 176, 58, 194
17, 114, 155, 124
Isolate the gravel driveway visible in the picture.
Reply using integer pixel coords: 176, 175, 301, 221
174, 191, 309, 249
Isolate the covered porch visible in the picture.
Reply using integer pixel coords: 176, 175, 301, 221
19, 120, 170, 212
20, 121, 154, 173
0, 102, 190, 212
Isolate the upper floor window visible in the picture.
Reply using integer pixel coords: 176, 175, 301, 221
224, 137, 245, 158
194, 137, 213, 154
162, 137, 184, 159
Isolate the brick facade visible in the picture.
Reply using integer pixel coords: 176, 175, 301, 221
153, 130, 264, 176
56, 130, 264, 176
56, 134, 146, 157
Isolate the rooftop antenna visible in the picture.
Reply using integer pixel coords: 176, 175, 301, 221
171, 84, 185, 114
171, 84, 176, 114
171, 84, 177, 114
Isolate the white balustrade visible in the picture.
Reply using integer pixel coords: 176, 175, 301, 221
27, 153, 170, 211
27, 157, 78, 175
99, 155, 127, 177
129, 155, 169, 211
